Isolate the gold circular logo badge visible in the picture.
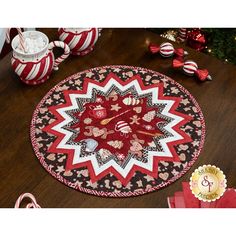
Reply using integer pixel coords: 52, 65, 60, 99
190, 165, 227, 202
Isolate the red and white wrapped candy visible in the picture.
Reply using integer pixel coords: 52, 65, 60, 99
149, 42, 188, 58
15, 193, 41, 208
173, 58, 212, 81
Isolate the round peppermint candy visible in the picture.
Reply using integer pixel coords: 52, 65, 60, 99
183, 60, 198, 76
160, 42, 175, 57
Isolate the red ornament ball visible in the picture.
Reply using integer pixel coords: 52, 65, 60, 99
187, 29, 207, 51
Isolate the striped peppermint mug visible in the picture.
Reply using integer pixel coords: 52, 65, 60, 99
58, 28, 100, 56
11, 31, 70, 85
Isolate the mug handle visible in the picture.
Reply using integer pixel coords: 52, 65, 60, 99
48, 41, 70, 71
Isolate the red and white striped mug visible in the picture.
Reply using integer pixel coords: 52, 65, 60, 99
58, 28, 100, 56
11, 31, 70, 85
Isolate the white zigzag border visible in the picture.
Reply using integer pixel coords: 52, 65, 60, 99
51, 77, 184, 178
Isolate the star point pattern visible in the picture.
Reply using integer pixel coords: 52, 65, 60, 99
43, 73, 192, 185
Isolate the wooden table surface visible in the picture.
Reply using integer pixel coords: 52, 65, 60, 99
0, 28, 235, 208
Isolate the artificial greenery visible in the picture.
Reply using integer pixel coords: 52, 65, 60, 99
203, 28, 236, 64
149, 28, 236, 65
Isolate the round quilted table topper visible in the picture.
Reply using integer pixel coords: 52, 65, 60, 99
31, 65, 205, 197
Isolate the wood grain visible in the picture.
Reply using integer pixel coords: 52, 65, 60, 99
0, 28, 235, 208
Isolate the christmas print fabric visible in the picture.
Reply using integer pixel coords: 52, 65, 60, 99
31, 65, 205, 197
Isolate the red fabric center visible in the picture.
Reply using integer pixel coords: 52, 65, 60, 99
71, 92, 164, 157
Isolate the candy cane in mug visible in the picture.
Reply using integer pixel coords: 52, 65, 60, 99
6, 28, 26, 52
